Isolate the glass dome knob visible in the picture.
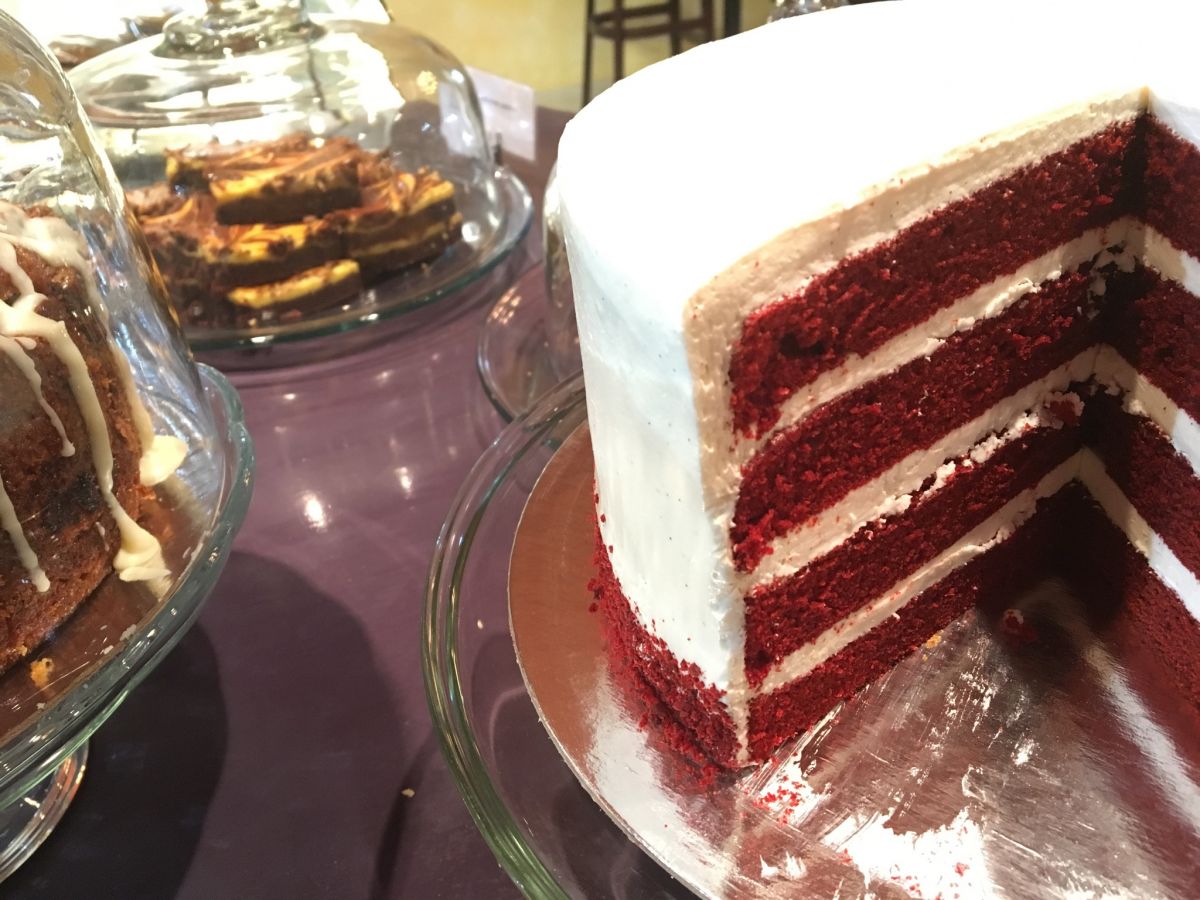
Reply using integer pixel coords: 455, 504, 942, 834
160, 0, 322, 59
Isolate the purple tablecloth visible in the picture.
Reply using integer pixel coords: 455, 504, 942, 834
8, 112, 571, 900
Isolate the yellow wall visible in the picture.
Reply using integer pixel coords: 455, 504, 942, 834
384, 0, 774, 110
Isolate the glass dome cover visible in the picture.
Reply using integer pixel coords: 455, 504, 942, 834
0, 9, 252, 875
64, 1, 529, 353
69, 0, 495, 189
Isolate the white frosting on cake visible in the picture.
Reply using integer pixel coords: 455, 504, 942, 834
1093, 345, 1200, 477
1078, 450, 1200, 622
1140, 224, 1200, 297
559, 0, 1200, 759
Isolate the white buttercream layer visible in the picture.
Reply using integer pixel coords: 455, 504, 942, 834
1093, 346, 1200, 477
747, 355, 1096, 588
724, 220, 1136, 484
750, 451, 1199, 704
1140, 224, 1200, 297
1078, 451, 1200, 619
756, 455, 1082, 695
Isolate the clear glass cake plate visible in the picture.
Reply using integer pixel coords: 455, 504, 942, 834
0, 364, 254, 879
423, 375, 1200, 899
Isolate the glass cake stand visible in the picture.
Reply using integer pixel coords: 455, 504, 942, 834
187, 168, 533, 364
424, 376, 1200, 899
0, 365, 253, 879
477, 263, 582, 422
69, 1, 534, 364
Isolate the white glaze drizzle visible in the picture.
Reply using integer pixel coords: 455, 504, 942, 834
0, 202, 173, 588
0, 334, 74, 457
0, 464, 49, 592
0, 204, 161, 452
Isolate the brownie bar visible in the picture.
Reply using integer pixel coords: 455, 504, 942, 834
168, 135, 365, 224
332, 169, 457, 253
166, 134, 311, 191
207, 137, 363, 225
137, 193, 343, 291
353, 214, 464, 280
226, 259, 362, 314
133, 133, 463, 327
201, 220, 343, 289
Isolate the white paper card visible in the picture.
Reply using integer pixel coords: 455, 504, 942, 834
466, 66, 537, 162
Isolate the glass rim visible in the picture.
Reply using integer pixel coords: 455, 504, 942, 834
422, 371, 586, 900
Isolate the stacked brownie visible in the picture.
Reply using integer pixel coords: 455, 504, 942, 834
128, 134, 462, 327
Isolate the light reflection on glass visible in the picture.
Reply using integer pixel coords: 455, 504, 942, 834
302, 492, 329, 531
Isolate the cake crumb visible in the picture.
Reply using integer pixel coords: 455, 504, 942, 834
924, 632, 942, 649
1000, 608, 1038, 646
29, 658, 54, 689
401, 788, 415, 798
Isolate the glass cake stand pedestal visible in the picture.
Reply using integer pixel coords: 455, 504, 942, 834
0, 365, 253, 880
424, 375, 1200, 899
0, 746, 87, 878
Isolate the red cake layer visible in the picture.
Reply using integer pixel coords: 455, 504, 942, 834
1085, 392, 1200, 578
733, 268, 1110, 570
745, 494, 1065, 762
728, 122, 1137, 438
594, 470, 1198, 768
1104, 270, 1200, 421
1060, 492, 1200, 726
743, 416, 1081, 685
1141, 117, 1200, 261
590, 521, 739, 768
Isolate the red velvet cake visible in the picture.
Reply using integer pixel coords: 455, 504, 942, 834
557, 4, 1200, 768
